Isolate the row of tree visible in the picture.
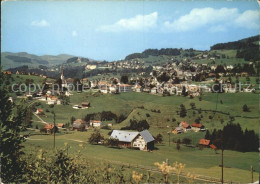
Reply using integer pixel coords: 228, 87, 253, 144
125, 48, 181, 60
84, 111, 127, 123
205, 123, 258, 152
121, 119, 150, 131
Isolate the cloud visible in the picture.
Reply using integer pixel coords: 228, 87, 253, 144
31, 19, 50, 27
208, 25, 227, 33
72, 30, 78, 37
97, 12, 158, 32
235, 10, 260, 29
163, 8, 259, 32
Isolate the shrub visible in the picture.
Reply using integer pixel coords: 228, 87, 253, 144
104, 138, 119, 147
182, 138, 191, 145
179, 104, 187, 118
101, 125, 111, 130
154, 134, 163, 144
242, 104, 250, 112
88, 129, 104, 144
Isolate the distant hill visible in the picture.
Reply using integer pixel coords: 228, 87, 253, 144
210, 35, 259, 61
1, 52, 75, 70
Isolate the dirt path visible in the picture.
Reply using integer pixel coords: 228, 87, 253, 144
33, 112, 48, 124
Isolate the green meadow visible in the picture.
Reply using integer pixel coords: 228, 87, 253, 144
25, 91, 259, 183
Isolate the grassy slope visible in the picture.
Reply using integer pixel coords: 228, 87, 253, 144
26, 91, 259, 182
24, 131, 258, 183
35, 92, 259, 131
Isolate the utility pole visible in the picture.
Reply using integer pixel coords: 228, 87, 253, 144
221, 148, 224, 184
167, 132, 170, 146
52, 111, 56, 150
250, 165, 254, 183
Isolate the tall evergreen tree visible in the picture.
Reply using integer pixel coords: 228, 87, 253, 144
179, 104, 187, 118
0, 85, 26, 182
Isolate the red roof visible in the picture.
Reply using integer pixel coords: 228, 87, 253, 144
44, 124, 54, 130
38, 109, 44, 112
90, 120, 101, 123
58, 123, 64, 127
199, 139, 210, 146
210, 144, 217, 150
191, 123, 204, 128
180, 121, 190, 128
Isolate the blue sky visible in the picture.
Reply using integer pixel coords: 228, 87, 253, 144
1, 1, 259, 61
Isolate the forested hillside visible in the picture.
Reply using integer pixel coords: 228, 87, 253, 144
210, 35, 259, 61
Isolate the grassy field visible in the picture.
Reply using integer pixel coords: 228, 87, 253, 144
24, 91, 259, 183
24, 129, 259, 183
34, 91, 259, 132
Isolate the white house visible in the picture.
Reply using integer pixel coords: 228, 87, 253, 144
90, 120, 102, 127
117, 84, 132, 92
150, 87, 157, 94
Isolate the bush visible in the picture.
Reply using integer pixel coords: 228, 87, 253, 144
88, 130, 104, 145
146, 113, 150, 117
154, 134, 163, 144
182, 138, 191, 145
107, 130, 113, 136
176, 139, 181, 151
242, 104, 250, 112
104, 138, 119, 147
101, 125, 111, 130
120, 119, 150, 132
179, 104, 187, 118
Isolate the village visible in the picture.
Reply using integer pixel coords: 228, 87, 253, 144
3, 55, 257, 154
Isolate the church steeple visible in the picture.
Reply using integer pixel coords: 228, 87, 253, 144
61, 64, 65, 80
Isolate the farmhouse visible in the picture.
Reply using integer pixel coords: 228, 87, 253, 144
199, 139, 210, 147
36, 108, 44, 115
179, 121, 191, 132
44, 124, 54, 132
191, 123, 205, 132
89, 120, 102, 127
3, 71, 12, 75
199, 139, 217, 150
172, 127, 184, 134
73, 119, 87, 130
110, 130, 154, 151
58, 123, 64, 128
82, 102, 90, 108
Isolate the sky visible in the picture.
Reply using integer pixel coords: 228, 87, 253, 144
1, 0, 259, 61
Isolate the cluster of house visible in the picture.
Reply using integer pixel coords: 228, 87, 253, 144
42, 123, 65, 132
172, 121, 205, 134
97, 81, 133, 93
36, 91, 63, 105
93, 79, 211, 96
72, 119, 104, 130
